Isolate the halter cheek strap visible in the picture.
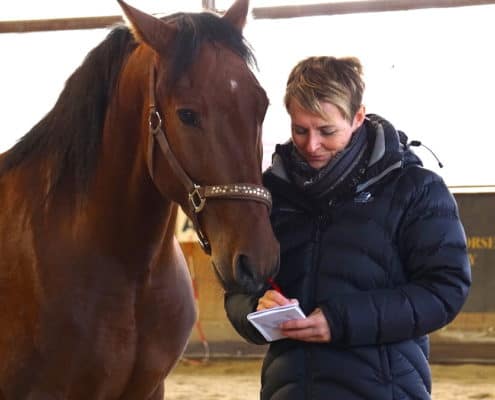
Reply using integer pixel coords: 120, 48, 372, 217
146, 66, 272, 255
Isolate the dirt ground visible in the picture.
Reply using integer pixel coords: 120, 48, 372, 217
165, 358, 495, 399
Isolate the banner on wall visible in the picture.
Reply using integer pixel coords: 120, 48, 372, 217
453, 191, 495, 312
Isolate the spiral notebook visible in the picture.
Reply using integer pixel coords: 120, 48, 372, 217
247, 303, 306, 342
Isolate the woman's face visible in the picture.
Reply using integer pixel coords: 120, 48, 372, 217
288, 100, 365, 170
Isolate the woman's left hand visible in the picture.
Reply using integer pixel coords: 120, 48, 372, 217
279, 307, 331, 342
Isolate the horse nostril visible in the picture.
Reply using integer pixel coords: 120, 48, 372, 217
235, 254, 256, 287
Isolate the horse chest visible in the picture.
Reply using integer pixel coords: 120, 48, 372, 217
1, 269, 195, 399
74, 276, 195, 396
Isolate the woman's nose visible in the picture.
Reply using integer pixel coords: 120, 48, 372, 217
305, 133, 320, 153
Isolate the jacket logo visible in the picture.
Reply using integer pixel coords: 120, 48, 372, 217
354, 191, 373, 203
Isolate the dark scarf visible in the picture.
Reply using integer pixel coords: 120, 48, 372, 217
276, 124, 370, 200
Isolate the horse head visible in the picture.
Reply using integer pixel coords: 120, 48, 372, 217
117, 0, 279, 293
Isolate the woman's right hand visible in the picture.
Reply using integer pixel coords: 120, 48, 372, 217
256, 290, 299, 311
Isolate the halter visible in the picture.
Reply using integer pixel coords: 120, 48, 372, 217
146, 66, 272, 254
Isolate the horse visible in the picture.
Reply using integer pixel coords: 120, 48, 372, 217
0, 0, 279, 398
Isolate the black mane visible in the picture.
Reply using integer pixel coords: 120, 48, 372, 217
0, 25, 135, 195
0, 11, 255, 198
161, 12, 256, 86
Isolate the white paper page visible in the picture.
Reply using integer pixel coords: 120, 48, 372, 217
247, 303, 306, 342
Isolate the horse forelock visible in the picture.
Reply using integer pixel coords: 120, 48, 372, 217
0, 25, 136, 200
159, 12, 256, 87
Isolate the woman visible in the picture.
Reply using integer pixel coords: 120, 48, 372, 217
224, 56, 471, 400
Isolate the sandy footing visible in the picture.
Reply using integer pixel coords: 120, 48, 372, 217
165, 358, 495, 399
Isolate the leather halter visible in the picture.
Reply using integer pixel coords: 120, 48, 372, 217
146, 66, 272, 254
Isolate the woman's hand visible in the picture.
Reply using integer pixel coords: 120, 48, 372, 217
279, 307, 331, 343
256, 290, 298, 311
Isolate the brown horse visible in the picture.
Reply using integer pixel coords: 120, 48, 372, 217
0, 0, 279, 398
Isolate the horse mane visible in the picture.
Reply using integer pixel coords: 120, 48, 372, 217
0, 11, 255, 199
0, 25, 135, 196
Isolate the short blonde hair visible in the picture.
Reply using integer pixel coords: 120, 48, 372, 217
284, 56, 365, 122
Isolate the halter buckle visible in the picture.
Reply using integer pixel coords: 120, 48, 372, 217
149, 108, 162, 135
189, 185, 206, 213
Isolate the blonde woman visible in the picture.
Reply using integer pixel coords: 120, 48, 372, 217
225, 56, 471, 400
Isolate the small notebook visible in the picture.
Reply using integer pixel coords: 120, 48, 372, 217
247, 303, 306, 342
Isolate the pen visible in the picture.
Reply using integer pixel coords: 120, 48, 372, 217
267, 277, 283, 294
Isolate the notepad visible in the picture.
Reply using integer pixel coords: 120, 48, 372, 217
247, 303, 306, 342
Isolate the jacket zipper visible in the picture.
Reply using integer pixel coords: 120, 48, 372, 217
306, 213, 329, 399
312, 214, 327, 243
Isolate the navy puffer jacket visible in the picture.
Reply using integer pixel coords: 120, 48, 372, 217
224, 115, 471, 400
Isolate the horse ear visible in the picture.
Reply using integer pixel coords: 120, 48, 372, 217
222, 0, 249, 32
117, 0, 175, 54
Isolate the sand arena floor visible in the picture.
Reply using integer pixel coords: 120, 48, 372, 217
165, 358, 495, 399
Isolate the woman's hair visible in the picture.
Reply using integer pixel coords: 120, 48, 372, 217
284, 56, 365, 122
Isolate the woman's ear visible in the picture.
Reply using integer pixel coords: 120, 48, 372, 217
352, 105, 366, 130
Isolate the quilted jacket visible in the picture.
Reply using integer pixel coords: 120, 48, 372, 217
224, 115, 471, 400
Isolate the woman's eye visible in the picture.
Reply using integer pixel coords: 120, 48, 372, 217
321, 129, 336, 136
177, 109, 200, 127
293, 126, 307, 135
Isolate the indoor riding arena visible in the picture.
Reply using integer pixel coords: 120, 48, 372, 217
1, 1, 495, 399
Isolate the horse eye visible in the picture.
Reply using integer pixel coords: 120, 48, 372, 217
177, 109, 200, 127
